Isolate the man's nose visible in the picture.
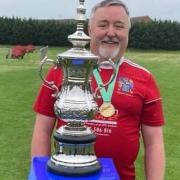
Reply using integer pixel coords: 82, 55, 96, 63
106, 26, 116, 37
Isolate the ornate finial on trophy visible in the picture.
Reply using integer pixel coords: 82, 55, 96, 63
68, 0, 90, 48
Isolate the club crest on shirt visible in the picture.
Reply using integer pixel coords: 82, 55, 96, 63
117, 77, 134, 94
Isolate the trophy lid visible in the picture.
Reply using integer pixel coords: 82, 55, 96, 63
57, 0, 98, 61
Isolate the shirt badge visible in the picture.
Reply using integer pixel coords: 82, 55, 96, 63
118, 77, 134, 94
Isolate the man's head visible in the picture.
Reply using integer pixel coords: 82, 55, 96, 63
88, 0, 130, 61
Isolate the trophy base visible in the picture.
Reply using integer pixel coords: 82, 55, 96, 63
47, 158, 101, 176
47, 123, 101, 176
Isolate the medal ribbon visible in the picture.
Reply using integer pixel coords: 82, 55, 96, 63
93, 59, 122, 102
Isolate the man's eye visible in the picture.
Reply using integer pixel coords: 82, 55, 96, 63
115, 25, 125, 29
98, 24, 107, 28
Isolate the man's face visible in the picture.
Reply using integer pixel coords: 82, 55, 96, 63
89, 5, 129, 61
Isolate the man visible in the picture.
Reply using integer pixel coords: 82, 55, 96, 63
31, 0, 165, 179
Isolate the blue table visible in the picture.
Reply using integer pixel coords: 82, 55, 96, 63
28, 156, 120, 180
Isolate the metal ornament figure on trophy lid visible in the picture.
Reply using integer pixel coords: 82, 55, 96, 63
39, 0, 116, 176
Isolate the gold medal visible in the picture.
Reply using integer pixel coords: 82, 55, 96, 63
99, 102, 115, 117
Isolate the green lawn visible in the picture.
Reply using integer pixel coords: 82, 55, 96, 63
0, 46, 179, 180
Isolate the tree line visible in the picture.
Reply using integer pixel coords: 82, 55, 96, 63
0, 17, 180, 50
129, 20, 180, 50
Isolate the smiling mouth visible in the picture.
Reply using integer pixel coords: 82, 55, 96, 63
101, 40, 119, 45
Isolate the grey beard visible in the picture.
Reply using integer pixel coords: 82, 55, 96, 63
98, 45, 120, 60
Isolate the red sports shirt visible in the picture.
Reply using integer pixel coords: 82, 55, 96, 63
33, 58, 165, 180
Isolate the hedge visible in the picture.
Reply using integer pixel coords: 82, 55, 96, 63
0, 17, 180, 50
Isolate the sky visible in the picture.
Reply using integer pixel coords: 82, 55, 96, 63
0, 0, 180, 22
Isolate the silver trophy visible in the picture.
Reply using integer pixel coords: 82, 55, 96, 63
39, 0, 116, 176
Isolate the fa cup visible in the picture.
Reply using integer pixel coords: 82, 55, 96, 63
39, 0, 116, 176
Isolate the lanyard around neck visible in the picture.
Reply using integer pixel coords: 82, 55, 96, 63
93, 59, 122, 102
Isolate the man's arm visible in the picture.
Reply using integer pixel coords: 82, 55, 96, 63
31, 113, 56, 158
141, 124, 165, 180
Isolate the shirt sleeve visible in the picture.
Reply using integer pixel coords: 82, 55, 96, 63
33, 66, 63, 118
141, 74, 165, 126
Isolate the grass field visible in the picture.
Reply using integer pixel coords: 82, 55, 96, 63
0, 46, 180, 180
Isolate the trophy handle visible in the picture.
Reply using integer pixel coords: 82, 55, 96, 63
94, 59, 116, 99
39, 47, 59, 97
